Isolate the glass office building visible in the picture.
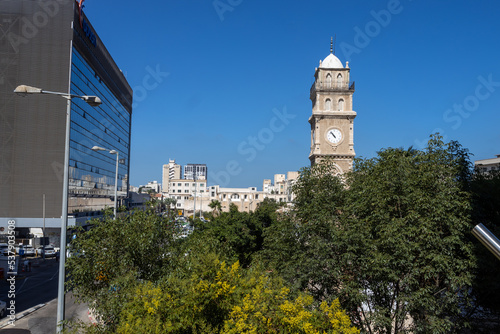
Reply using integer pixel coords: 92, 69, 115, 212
0, 0, 132, 233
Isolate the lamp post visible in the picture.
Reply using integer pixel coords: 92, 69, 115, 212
91, 146, 120, 218
193, 171, 197, 219
14, 85, 101, 333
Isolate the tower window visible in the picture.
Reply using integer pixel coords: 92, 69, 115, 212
325, 98, 332, 111
337, 73, 342, 87
326, 73, 332, 88
338, 98, 345, 111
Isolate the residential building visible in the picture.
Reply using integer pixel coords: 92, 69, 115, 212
207, 185, 289, 213
263, 179, 272, 193
0, 1, 132, 243
184, 163, 207, 180
286, 171, 300, 201
475, 155, 500, 173
209, 186, 262, 213
274, 174, 286, 194
166, 179, 207, 216
142, 181, 161, 193
162, 159, 182, 192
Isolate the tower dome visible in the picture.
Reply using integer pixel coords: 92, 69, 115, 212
320, 53, 343, 69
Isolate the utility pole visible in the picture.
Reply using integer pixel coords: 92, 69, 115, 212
43, 194, 46, 260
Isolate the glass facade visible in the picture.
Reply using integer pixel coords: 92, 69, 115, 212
0, 1, 132, 224
184, 164, 207, 180
68, 48, 131, 198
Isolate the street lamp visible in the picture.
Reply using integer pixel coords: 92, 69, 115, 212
91, 146, 119, 218
14, 84, 102, 106
14, 84, 101, 333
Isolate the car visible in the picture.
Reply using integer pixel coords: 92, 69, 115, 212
15, 245, 35, 256
0, 300, 6, 318
38, 246, 56, 257
0, 243, 9, 256
24, 245, 35, 257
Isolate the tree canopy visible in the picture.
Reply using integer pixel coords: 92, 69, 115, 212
262, 135, 478, 333
66, 135, 500, 333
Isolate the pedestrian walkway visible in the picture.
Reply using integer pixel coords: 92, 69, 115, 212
0, 292, 90, 333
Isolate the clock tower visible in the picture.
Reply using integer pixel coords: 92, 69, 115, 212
309, 43, 356, 173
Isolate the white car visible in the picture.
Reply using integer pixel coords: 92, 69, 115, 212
38, 246, 56, 257
0, 300, 6, 318
24, 245, 35, 257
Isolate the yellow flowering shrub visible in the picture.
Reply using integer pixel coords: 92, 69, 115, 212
223, 274, 359, 334
115, 255, 358, 334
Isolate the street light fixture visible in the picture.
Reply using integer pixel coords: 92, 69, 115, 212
14, 84, 102, 106
91, 146, 120, 218
14, 84, 101, 333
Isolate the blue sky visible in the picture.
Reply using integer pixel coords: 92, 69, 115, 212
84, 0, 500, 189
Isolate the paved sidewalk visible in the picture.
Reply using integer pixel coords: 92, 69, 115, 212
0, 292, 90, 333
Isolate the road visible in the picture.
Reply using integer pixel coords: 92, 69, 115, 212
0, 257, 90, 333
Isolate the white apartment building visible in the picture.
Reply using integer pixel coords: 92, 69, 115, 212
263, 179, 272, 193
166, 179, 208, 216
208, 185, 290, 213
160, 165, 300, 215
162, 159, 182, 193
142, 181, 161, 193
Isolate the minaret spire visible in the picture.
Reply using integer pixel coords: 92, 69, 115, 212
330, 35, 337, 54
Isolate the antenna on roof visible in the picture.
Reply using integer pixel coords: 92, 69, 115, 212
330, 36, 333, 54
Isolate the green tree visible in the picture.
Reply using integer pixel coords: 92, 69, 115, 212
338, 136, 475, 333
208, 199, 222, 217
193, 203, 262, 267
161, 197, 177, 218
469, 169, 500, 330
261, 161, 346, 300
66, 209, 182, 329
262, 135, 477, 333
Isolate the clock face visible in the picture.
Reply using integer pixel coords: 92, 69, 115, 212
326, 128, 342, 144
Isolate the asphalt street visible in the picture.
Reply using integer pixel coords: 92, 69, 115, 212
0, 257, 90, 333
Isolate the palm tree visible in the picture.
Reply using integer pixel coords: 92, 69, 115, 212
208, 199, 222, 217
162, 197, 177, 218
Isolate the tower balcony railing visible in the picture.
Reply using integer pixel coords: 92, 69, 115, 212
310, 81, 355, 95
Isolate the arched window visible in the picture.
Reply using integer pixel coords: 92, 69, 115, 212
338, 98, 344, 111
337, 73, 343, 87
325, 98, 332, 111
326, 73, 332, 88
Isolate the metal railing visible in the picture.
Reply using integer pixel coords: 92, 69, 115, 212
473, 223, 500, 261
